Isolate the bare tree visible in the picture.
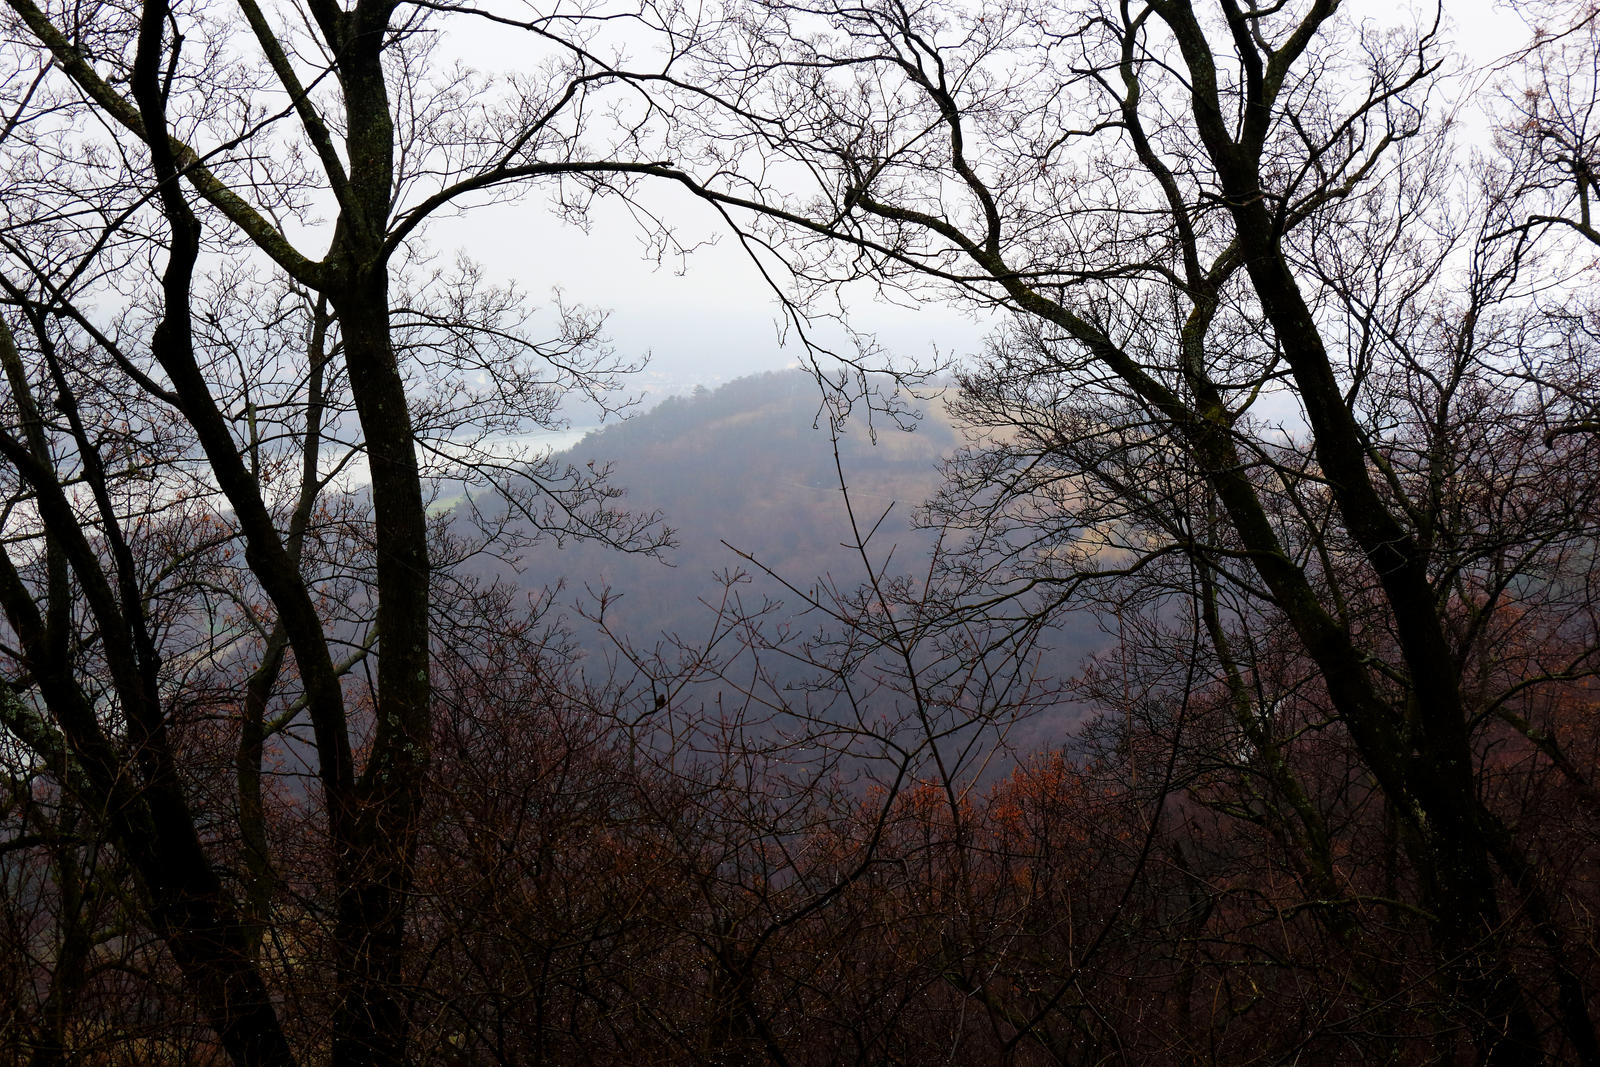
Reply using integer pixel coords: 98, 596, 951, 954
640, 0, 1600, 1059
0, 0, 677, 1059
1494, 2, 1600, 250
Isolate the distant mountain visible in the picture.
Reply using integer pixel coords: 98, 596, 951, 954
477, 369, 1102, 737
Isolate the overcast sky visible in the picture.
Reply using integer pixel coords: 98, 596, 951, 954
441, 173, 997, 408
429, 0, 1531, 410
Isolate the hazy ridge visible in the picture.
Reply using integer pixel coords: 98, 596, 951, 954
499, 369, 1104, 740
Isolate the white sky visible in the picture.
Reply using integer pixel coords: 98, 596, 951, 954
444, 191, 992, 402
426, 0, 1533, 407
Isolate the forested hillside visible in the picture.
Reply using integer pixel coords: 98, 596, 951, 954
514, 371, 957, 648
495, 370, 1101, 729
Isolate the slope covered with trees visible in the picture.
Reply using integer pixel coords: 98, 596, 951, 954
511, 371, 959, 647
494, 370, 1101, 723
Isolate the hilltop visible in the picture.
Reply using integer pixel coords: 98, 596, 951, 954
505, 371, 953, 646
483, 369, 1102, 736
